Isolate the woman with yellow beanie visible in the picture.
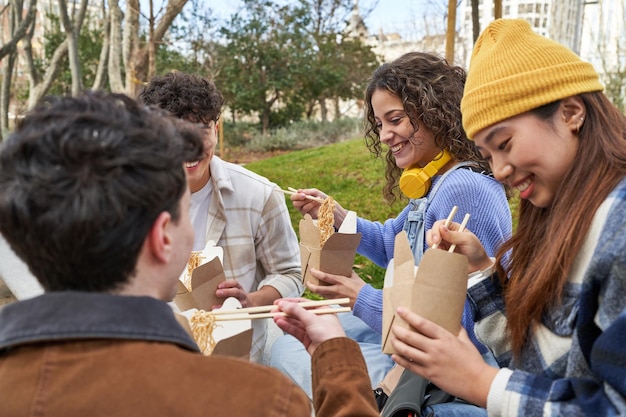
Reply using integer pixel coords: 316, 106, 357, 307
391, 19, 626, 416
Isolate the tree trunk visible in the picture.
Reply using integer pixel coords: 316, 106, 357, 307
92, 0, 110, 90
319, 97, 328, 122
333, 97, 340, 121
147, 0, 156, 81
27, 40, 68, 108
108, 0, 124, 92
261, 107, 270, 136
123, 0, 139, 95
58, 0, 84, 95
0, 52, 17, 139
0, 0, 37, 140
471, 0, 480, 43
131, 0, 189, 84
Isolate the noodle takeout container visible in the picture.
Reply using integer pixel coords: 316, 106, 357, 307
299, 211, 362, 286
173, 242, 252, 359
381, 231, 468, 354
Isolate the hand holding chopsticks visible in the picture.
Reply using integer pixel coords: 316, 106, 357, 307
212, 297, 351, 321
447, 213, 470, 253
432, 206, 458, 249
276, 186, 325, 203
431, 206, 471, 253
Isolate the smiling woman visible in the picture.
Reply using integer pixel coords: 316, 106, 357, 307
267, 52, 512, 412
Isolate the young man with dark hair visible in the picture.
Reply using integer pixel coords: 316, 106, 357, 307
139, 72, 303, 362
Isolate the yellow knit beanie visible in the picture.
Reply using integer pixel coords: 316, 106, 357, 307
461, 19, 603, 140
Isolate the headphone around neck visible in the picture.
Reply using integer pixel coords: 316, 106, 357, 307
399, 149, 453, 199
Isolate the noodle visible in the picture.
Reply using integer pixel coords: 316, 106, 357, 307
183, 251, 205, 290
190, 309, 217, 355
317, 196, 335, 246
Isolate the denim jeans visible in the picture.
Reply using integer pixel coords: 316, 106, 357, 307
269, 311, 394, 399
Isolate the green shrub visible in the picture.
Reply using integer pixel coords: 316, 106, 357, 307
226, 117, 362, 153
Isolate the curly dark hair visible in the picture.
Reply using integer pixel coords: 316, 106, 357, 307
138, 71, 225, 124
363, 51, 489, 203
0, 91, 204, 293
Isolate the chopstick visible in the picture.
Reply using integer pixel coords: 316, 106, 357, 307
275, 187, 326, 203
212, 297, 350, 315
448, 213, 470, 253
214, 306, 352, 321
432, 205, 458, 249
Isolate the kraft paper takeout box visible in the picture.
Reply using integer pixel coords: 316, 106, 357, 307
382, 231, 468, 355
299, 211, 362, 286
174, 256, 227, 312
175, 298, 253, 359
173, 243, 252, 360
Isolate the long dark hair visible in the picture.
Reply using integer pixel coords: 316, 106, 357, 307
495, 92, 626, 357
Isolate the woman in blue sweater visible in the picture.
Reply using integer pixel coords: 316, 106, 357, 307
392, 20, 626, 416
269, 51, 512, 409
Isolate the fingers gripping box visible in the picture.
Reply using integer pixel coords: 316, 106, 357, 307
298, 211, 362, 286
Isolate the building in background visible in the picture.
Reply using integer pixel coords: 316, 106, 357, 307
348, 0, 624, 110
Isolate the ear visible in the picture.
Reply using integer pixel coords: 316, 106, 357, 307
560, 96, 586, 134
147, 211, 173, 263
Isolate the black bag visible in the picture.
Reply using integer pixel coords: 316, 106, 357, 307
375, 368, 455, 417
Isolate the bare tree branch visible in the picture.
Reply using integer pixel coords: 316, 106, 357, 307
0, 0, 37, 60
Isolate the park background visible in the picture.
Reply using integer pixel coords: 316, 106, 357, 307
0, 0, 623, 302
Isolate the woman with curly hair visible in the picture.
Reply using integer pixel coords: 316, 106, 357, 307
270, 51, 511, 411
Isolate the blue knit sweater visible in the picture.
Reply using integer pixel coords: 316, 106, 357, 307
469, 178, 626, 416
351, 168, 512, 352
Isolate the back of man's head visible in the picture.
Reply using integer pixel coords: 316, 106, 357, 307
138, 71, 224, 124
0, 91, 204, 293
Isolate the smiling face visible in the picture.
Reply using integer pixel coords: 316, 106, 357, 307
185, 121, 218, 193
474, 105, 579, 208
371, 89, 442, 170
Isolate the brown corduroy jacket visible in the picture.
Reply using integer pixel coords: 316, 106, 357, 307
0, 292, 378, 417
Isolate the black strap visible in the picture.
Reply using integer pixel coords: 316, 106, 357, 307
379, 369, 456, 417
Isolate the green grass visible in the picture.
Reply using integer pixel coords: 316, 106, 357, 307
246, 138, 405, 290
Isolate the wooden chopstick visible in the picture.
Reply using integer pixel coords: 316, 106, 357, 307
275, 187, 326, 203
214, 306, 352, 321
448, 213, 470, 253
212, 297, 350, 315
432, 205, 458, 249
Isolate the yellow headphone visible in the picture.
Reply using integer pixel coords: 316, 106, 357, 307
399, 149, 453, 199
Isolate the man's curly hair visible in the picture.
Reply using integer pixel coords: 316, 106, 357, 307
138, 71, 224, 124
363, 52, 489, 204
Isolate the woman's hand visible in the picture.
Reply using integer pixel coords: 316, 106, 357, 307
305, 269, 365, 307
390, 307, 499, 408
290, 188, 348, 229
426, 219, 492, 273
273, 298, 346, 355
